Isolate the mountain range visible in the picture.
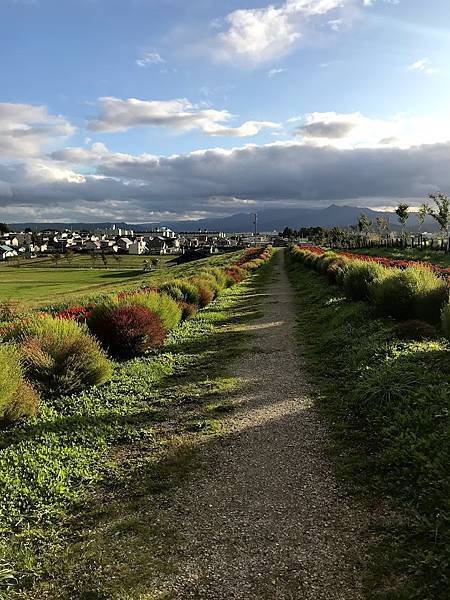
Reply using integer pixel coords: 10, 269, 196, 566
9, 204, 437, 233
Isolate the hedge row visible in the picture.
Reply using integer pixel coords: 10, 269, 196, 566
289, 245, 450, 337
0, 246, 273, 424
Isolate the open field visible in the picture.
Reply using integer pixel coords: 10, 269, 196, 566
1, 254, 175, 270
345, 246, 450, 268
0, 252, 239, 308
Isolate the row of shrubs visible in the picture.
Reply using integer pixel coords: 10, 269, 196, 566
0, 247, 273, 424
289, 245, 450, 337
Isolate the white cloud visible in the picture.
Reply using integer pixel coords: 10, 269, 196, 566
327, 18, 343, 31
136, 51, 165, 67
293, 111, 450, 149
407, 58, 438, 75
268, 67, 287, 77
210, 0, 347, 64
0, 103, 74, 158
87, 96, 279, 137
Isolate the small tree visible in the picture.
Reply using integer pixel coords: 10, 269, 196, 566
428, 192, 450, 252
101, 252, 108, 268
282, 227, 294, 238
0, 223, 9, 234
357, 213, 372, 246
417, 203, 430, 249
150, 257, 160, 269
395, 203, 410, 243
375, 216, 389, 244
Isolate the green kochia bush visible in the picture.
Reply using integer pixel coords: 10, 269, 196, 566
4, 315, 112, 395
372, 266, 448, 323
0, 344, 40, 422
343, 260, 388, 302
123, 291, 182, 331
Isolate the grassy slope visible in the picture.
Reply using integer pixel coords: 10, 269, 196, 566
0, 256, 274, 599
0, 252, 239, 308
344, 247, 450, 268
0, 255, 175, 270
286, 258, 450, 600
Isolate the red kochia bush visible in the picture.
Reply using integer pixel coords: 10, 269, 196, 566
89, 305, 166, 359
178, 301, 198, 321
55, 306, 92, 323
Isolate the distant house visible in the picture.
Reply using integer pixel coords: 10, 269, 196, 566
146, 236, 168, 255
0, 245, 18, 260
128, 240, 147, 255
116, 237, 133, 252
82, 240, 101, 252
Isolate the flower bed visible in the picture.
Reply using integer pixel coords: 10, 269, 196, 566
299, 245, 450, 279
289, 245, 450, 335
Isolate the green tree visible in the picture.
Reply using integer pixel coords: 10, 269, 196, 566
395, 203, 410, 240
357, 213, 372, 245
375, 216, 389, 242
428, 192, 450, 252
282, 227, 294, 238
0, 223, 9, 234
417, 203, 430, 249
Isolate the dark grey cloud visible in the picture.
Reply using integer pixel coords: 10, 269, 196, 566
296, 120, 356, 138
1, 140, 450, 221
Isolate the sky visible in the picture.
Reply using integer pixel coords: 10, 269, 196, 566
0, 0, 450, 223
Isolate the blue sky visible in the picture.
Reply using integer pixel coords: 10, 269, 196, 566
0, 0, 450, 222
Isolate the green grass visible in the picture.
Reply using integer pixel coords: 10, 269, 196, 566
0, 252, 240, 309
1, 255, 174, 270
0, 254, 275, 599
345, 246, 450, 268
286, 256, 450, 600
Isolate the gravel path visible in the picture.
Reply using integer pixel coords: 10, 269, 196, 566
152, 250, 369, 599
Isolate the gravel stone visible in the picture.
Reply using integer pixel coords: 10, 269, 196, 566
150, 251, 369, 599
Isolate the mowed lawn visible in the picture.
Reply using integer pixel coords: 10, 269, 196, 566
0, 267, 149, 306
0, 252, 240, 307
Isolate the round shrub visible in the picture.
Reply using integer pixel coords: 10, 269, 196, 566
123, 291, 182, 331
343, 260, 387, 302
202, 267, 228, 291
372, 266, 448, 323
189, 277, 215, 307
159, 282, 184, 302
0, 345, 39, 422
327, 258, 348, 285
4, 315, 113, 395
4, 381, 40, 421
318, 252, 338, 274
179, 301, 198, 321
225, 266, 245, 283
441, 302, 450, 340
89, 304, 166, 359
175, 280, 201, 305
394, 319, 437, 341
